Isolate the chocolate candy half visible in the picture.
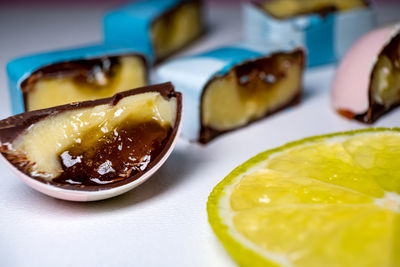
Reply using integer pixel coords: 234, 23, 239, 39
158, 45, 305, 144
0, 83, 182, 201
332, 25, 400, 123
7, 45, 148, 114
104, 0, 205, 63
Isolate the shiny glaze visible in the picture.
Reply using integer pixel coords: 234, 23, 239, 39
53, 120, 171, 186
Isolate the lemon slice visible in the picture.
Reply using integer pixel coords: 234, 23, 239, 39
207, 128, 400, 267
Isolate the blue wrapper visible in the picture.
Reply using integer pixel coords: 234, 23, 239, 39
157, 43, 301, 142
7, 44, 148, 115
243, 1, 376, 67
104, 0, 203, 63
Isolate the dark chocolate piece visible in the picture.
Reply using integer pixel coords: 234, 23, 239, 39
0, 82, 182, 191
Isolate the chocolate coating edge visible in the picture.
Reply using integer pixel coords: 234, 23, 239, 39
199, 49, 305, 144
0, 82, 182, 192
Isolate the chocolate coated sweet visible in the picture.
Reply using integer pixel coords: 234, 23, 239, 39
354, 33, 400, 123
243, 0, 375, 67
332, 25, 400, 123
104, 0, 205, 63
7, 45, 149, 115
257, 0, 369, 19
157, 46, 305, 144
199, 50, 305, 143
0, 82, 182, 191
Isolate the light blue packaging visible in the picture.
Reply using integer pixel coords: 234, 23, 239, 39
157, 43, 299, 141
243, 1, 376, 67
6, 44, 148, 115
104, 0, 202, 64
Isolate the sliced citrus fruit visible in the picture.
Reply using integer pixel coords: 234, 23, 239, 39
207, 128, 400, 267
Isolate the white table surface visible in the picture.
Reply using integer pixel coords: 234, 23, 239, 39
1, 3, 400, 267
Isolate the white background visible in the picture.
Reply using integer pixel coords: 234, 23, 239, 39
1, 3, 400, 267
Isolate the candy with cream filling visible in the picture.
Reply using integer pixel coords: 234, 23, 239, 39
7, 45, 149, 115
157, 44, 305, 144
243, 0, 376, 67
0, 83, 182, 197
104, 0, 204, 63
332, 24, 400, 123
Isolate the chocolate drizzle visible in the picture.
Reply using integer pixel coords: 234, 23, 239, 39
0, 82, 182, 191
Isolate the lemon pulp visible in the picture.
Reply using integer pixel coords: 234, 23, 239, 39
208, 129, 400, 267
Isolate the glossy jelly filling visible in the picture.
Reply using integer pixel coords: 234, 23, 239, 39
201, 51, 304, 133
151, 1, 203, 60
53, 120, 171, 186
261, 0, 367, 19
23, 55, 147, 111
